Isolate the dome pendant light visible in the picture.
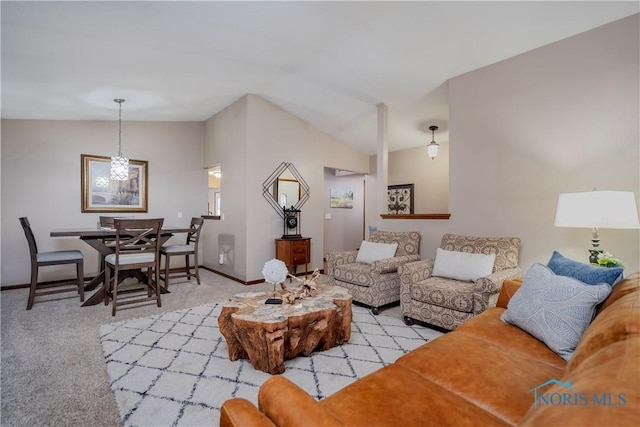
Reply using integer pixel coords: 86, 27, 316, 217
110, 99, 129, 181
426, 125, 439, 160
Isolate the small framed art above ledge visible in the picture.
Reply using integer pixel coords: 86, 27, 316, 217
380, 213, 451, 220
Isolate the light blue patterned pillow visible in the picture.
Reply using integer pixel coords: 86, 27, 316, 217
500, 263, 611, 360
547, 251, 623, 286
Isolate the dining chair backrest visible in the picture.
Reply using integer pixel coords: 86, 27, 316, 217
186, 217, 205, 247
19, 217, 39, 260
100, 216, 135, 228
112, 218, 164, 262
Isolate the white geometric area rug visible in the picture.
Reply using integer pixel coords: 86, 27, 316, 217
100, 302, 443, 427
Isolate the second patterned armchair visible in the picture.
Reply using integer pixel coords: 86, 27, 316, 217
399, 233, 522, 331
326, 231, 421, 314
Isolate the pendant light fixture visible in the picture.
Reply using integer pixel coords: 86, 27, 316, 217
110, 98, 129, 181
426, 125, 439, 160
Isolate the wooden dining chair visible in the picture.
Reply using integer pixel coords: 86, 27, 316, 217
97, 216, 117, 271
19, 217, 84, 310
103, 218, 164, 316
160, 217, 204, 288
99, 215, 135, 229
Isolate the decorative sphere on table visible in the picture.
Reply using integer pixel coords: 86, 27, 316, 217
262, 258, 288, 304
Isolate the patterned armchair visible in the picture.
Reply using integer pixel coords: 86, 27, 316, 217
398, 233, 522, 331
326, 231, 421, 314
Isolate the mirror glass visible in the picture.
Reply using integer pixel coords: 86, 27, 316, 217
262, 162, 310, 218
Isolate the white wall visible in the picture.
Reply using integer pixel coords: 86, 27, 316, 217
366, 14, 640, 273
1, 119, 206, 286
202, 94, 370, 282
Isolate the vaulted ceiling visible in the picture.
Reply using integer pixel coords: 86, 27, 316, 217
2, 1, 637, 154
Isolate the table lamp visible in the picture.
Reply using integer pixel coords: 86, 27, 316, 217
554, 190, 640, 263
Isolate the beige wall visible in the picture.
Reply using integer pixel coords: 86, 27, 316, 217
323, 169, 366, 255
3, 15, 637, 287
1, 119, 206, 286
202, 94, 370, 282
367, 14, 640, 272
202, 96, 249, 279
387, 143, 449, 213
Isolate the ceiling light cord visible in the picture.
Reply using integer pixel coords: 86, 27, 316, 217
116, 98, 124, 157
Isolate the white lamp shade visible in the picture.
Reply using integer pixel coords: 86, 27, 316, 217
554, 191, 640, 229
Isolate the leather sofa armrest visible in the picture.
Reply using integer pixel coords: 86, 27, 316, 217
398, 259, 435, 285
372, 254, 421, 274
220, 398, 276, 427
258, 376, 344, 427
496, 278, 523, 308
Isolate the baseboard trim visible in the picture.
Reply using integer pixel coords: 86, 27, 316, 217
1, 266, 193, 291
1, 275, 98, 291
199, 266, 261, 285
199, 266, 325, 286
2, 266, 326, 291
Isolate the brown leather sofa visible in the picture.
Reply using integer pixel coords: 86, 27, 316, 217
220, 273, 640, 427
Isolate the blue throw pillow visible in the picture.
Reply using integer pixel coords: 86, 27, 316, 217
547, 251, 623, 286
501, 263, 611, 360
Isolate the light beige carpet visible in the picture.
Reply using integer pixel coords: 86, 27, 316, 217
1, 271, 404, 426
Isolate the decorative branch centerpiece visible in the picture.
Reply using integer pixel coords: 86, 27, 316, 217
262, 259, 322, 305
280, 269, 320, 304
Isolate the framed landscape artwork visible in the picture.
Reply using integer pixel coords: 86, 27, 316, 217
330, 188, 354, 209
81, 154, 148, 213
387, 184, 414, 214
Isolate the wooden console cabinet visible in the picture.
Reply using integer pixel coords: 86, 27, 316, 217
275, 237, 311, 277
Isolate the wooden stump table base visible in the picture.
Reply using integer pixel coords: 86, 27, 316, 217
218, 285, 352, 374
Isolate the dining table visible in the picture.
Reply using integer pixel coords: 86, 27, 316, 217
50, 226, 192, 306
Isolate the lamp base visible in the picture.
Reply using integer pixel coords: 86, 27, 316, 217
589, 249, 602, 264
265, 298, 283, 305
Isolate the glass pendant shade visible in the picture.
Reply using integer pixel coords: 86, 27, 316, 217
110, 98, 129, 181
110, 155, 129, 180
427, 142, 439, 159
426, 125, 439, 160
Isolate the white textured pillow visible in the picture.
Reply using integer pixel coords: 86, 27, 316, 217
432, 248, 496, 282
355, 240, 398, 264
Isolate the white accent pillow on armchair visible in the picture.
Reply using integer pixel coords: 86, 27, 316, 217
355, 241, 398, 264
432, 248, 496, 282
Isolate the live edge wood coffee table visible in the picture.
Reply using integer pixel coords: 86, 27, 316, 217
218, 284, 352, 374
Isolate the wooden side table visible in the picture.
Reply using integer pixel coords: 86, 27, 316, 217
275, 237, 311, 277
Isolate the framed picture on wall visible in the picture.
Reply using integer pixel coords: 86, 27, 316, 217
387, 184, 414, 215
81, 154, 148, 212
330, 188, 354, 208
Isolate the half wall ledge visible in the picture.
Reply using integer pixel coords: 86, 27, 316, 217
380, 213, 451, 220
